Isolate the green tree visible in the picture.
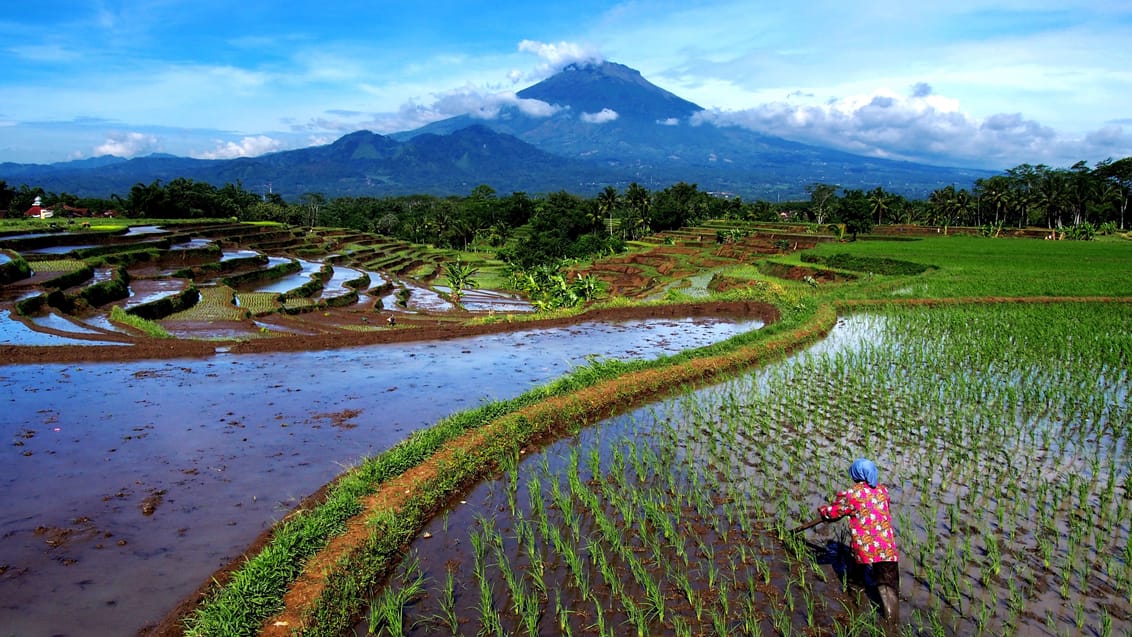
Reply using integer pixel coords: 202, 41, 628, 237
443, 259, 479, 304
244, 201, 297, 224
746, 200, 775, 222
1095, 157, 1132, 229
300, 192, 327, 228
1005, 164, 1045, 228
623, 182, 651, 240
955, 188, 976, 226
975, 175, 1013, 227
0, 180, 14, 213
868, 187, 891, 224
838, 189, 874, 238
651, 181, 708, 231
596, 185, 619, 236
806, 183, 838, 224
1036, 169, 1070, 229
464, 184, 497, 228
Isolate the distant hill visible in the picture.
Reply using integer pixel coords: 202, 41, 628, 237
1, 61, 993, 200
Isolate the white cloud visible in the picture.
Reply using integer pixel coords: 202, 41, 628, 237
340, 87, 561, 134
194, 135, 285, 160
581, 108, 619, 124
94, 131, 158, 157
691, 84, 1130, 168
518, 40, 604, 78
658, 118, 679, 126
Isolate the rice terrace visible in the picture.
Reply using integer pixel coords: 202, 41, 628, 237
1, 217, 1130, 637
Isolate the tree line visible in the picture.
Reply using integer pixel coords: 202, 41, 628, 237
3, 157, 1130, 264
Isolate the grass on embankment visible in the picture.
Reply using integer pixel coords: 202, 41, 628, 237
182, 294, 828, 636
109, 305, 173, 338
182, 234, 1132, 636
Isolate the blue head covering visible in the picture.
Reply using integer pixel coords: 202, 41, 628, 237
849, 458, 878, 488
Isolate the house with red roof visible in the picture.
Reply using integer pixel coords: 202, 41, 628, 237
24, 196, 54, 219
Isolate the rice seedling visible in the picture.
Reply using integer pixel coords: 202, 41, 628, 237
366, 552, 426, 637
358, 301, 1130, 636
165, 284, 249, 321
434, 569, 458, 635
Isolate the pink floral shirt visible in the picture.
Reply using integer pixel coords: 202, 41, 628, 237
819, 482, 899, 564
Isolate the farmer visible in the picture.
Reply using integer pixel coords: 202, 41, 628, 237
818, 458, 900, 623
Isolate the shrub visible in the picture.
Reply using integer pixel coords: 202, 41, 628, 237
1064, 222, 1096, 241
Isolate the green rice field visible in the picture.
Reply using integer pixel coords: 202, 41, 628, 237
369, 301, 1131, 636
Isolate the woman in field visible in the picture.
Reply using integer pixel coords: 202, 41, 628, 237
819, 458, 901, 623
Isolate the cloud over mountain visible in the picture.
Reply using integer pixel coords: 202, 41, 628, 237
95, 132, 158, 157
195, 135, 286, 160
694, 83, 1131, 168
581, 108, 619, 124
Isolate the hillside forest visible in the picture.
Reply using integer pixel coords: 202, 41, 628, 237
3, 157, 1130, 268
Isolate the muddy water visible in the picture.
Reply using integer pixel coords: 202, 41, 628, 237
370, 313, 1132, 636
366, 317, 882, 637
0, 316, 762, 636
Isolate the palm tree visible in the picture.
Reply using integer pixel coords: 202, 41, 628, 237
597, 186, 619, 236
624, 183, 651, 240
928, 185, 957, 231
868, 187, 891, 224
1096, 157, 1132, 229
584, 200, 604, 236
1037, 170, 1071, 229
977, 175, 1012, 227
955, 189, 976, 226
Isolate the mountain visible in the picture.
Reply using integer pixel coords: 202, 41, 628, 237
399, 61, 992, 197
2, 62, 992, 200
1, 126, 610, 199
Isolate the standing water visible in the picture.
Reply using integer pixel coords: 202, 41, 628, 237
0, 316, 762, 636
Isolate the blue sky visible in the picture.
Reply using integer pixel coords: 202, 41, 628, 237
2, 0, 1130, 170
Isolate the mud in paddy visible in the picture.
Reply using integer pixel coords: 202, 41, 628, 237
0, 306, 768, 636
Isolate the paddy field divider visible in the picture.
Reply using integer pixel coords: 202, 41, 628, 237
176, 300, 836, 637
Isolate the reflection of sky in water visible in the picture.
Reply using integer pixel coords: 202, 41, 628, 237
0, 253, 10, 264
0, 310, 123, 346
20, 244, 99, 255
361, 270, 387, 289
0, 315, 764, 636
82, 314, 133, 334
438, 286, 533, 312
320, 265, 363, 299
220, 249, 260, 262
169, 238, 215, 250
0, 232, 59, 241
251, 258, 322, 294
122, 279, 188, 308
122, 225, 167, 236
26, 311, 105, 335
380, 278, 455, 312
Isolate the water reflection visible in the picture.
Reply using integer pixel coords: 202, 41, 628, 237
0, 309, 123, 346
0, 315, 763, 636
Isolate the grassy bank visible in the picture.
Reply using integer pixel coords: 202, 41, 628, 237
183, 299, 832, 636
181, 233, 1132, 636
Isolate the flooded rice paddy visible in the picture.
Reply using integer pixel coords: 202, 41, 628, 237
0, 316, 762, 636
366, 306, 1131, 636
